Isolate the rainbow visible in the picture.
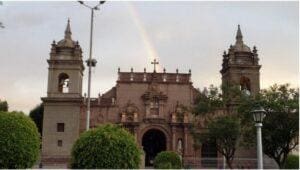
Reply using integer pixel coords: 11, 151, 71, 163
127, 2, 162, 71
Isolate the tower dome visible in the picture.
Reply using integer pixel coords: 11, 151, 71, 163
57, 19, 76, 48
232, 25, 251, 52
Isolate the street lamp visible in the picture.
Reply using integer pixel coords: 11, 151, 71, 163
78, 1, 106, 131
251, 106, 267, 169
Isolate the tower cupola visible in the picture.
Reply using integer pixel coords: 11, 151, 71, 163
232, 25, 251, 52
57, 19, 76, 48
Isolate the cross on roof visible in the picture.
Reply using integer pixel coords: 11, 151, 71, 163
151, 59, 159, 73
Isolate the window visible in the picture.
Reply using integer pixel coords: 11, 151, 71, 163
58, 73, 69, 93
57, 123, 65, 132
240, 76, 251, 95
57, 140, 63, 147
150, 98, 159, 116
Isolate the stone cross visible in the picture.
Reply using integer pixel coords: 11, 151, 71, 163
151, 59, 159, 72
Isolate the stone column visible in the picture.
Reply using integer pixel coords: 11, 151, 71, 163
134, 126, 138, 142
184, 126, 188, 156
172, 126, 176, 151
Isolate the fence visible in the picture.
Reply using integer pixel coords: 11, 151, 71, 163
183, 157, 278, 169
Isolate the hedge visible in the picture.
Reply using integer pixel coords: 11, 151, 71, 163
0, 111, 40, 168
71, 124, 141, 168
153, 151, 182, 169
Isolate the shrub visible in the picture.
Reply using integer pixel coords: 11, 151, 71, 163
71, 124, 141, 169
153, 151, 182, 169
284, 155, 299, 169
0, 111, 40, 168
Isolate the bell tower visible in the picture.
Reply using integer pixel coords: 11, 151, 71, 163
47, 19, 84, 98
220, 25, 261, 96
41, 19, 84, 168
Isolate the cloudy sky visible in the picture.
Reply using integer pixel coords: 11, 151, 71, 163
0, 1, 298, 113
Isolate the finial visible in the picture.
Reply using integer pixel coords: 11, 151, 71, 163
64, 18, 72, 40
236, 24, 243, 44
189, 69, 191, 74
52, 40, 56, 44
118, 67, 120, 73
223, 50, 226, 55
253, 46, 257, 53
176, 68, 179, 73
163, 68, 166, 73
131, 67, 133, 72
144, 68, 146, 73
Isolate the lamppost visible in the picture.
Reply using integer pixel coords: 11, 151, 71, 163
251, 106, 267, 169
78, 1, 105, 131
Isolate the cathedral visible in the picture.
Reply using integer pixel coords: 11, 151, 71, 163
41, 20, 267, 168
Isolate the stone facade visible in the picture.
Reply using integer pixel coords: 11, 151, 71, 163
41, 21, 276, 168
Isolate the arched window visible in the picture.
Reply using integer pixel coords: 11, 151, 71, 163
240, 76, 251, 95
58, 73, 69, 93
201, 140, 217, 168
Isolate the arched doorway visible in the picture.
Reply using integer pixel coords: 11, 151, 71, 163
201, 140, 218, 168
142, 129, 166, 167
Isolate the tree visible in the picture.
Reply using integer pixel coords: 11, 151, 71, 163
238, 84, 299, 168
192, 85, 243, 169
193, 84, 241, 116
71, 124, 141, 169
193, 85, 223, 116
196, 116, 241, 169
29, 104, 44, 136
0, 99, 8, 111
153, 151, 182, 169
193, 83, 299, 168
0, 111, 40, 168
284, 155, 299, 169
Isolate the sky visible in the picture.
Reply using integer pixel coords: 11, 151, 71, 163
0, 1, 298, 113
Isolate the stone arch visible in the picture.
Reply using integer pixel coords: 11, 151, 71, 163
140, 125, 171, 167
58, 73, 70, 93
139, 125, 171, 150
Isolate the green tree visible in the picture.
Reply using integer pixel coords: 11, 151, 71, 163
238, 84, 299, 168
0, 99, 8, 111
153, 151, 182, 169
284, 155, 299, 169
193, 85, 223, 115
0, 111, 40, 168
71, 124, 141, 169
195, 116, 241, 169
193, 83, 299, 168
192, 84, 243, 169
193, 84, 241, 116
29, 104, 44, 136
